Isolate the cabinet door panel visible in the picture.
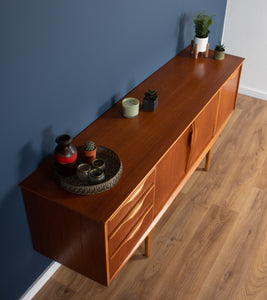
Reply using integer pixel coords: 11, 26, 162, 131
216, 68, 240, 130
154, 128, 190, 216
187, 93, 219, 169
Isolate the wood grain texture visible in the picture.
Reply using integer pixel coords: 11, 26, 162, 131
154, 127, 190, 215
216, 68, 241, 131
20, 47, 244, 286
20, 47, 244, 225
23, 190, 108, 285
197, 188, 267, 300
34, 95, 267, 299
187, 91, 219, 169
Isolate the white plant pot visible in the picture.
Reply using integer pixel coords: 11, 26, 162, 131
194, 36, 209, 52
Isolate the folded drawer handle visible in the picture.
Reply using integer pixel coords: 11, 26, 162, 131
125, 183, 145, 206
109, 186, 153, 240
186, 124, 197, 172
188, 129, 193, 147
109, 182, 146, 222
110, 206, 152, 260
191, 122, 198, 146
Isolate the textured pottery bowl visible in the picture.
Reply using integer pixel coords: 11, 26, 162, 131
76, 163, 91, 182
92, 158, 106, 171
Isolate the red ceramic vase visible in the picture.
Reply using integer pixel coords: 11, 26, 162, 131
55, 134, 77, 176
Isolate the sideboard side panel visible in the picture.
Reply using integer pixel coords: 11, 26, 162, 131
22, 189, 108, 285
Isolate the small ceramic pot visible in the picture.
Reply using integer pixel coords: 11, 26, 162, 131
194, 36, 209, 52
89, 168, 105, 184
214, 50, 225, 60
92, 159, 106, 171
122, 98, 140, 118
76, 163, 91, 182
143, 97, 158, 112
84, 147, 97, 164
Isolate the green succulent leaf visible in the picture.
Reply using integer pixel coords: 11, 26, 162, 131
144, 89, 158, 101
215, 41, 225, 51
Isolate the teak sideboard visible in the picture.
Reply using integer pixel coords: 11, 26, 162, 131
20, 47, 244, 286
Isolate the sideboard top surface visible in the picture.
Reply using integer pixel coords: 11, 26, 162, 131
20, 47, 244, 222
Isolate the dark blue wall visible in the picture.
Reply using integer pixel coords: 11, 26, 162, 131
0, 1, 227, 298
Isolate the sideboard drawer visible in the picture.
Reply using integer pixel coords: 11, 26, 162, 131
107, 170, 155, 236
108, 186, 154, 257
109, 204, 153, 279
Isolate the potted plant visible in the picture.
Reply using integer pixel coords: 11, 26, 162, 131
84, 141, 96, 164
143, 89, 158, 112
214, 42, 225, 60
193, 11, 214, 53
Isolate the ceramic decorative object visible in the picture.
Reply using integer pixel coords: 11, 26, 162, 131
214, 50, 225, 60
92, 158, 106, 171
194, 36, 209, 52
89, 168, 105, 184
214, 42, 225, 60
143, 89, 158, 112
54, 145, 123, 195
122, 98, 140, 118
76, 163, 91, 182
55, 134, 77, 176
84, 141, 97, 164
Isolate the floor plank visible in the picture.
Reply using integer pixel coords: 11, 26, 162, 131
197, 188, 267, 300
160, 204, 237, 300
33, 95, 267, 300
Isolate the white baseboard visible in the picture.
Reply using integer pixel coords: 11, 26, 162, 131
20, 262, 61, 300
239, 85, 267, 101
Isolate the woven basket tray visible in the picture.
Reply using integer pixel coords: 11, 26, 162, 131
54, 146, 123, 195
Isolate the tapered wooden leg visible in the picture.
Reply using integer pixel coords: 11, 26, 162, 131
205, 43, 209, 58
190, 40, 194, 55
144, 230, 154, 257
205, 148, 213, 171
195, 44, 199, 59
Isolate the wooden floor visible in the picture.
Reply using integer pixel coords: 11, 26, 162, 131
34, 95, 267, 300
